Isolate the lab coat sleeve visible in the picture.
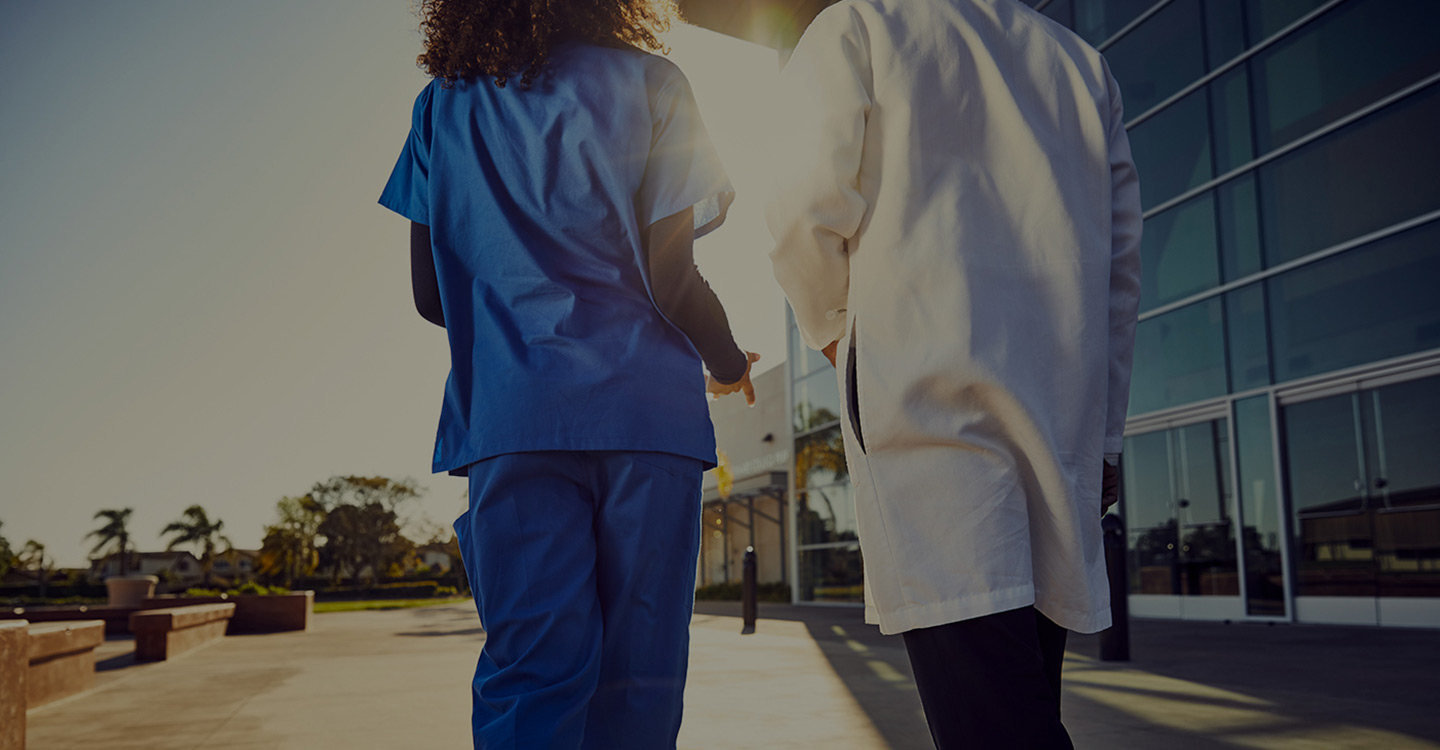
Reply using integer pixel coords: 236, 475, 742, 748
1103, 64, 1143, 455
765, 3, 873, 351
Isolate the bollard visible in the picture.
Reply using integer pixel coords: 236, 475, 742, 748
1099, 513, 1130, 661
741, 546, 757, 635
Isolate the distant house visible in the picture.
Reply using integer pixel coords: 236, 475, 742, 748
211, 549, 259, 585
417, 543, 455, 574
90, 551, 204, 585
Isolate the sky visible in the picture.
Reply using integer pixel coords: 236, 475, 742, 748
0, 1, 788, 567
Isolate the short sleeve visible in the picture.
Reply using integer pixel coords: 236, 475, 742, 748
636, 69, 735, 239
378, 84, 434, 225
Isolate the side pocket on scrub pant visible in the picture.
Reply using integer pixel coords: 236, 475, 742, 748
846, 322, 867, 455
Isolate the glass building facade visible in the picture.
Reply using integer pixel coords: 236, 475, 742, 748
784, 0, 1440, 626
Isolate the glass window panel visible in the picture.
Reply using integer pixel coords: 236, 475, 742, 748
793, 368, 842, 433
1129, 298, 1228, 416
1175, 420, 1239, 596
1246, 0, 1326, 42
1204, 0, 1247, 69
1367, 376, 1440, 508
1123, 430, 1179, 594
1041, 0, 1074, 28
1259, 86, 1440, 267
1139, 193, 1219, 312
796, 485, 859, 546
1211, 67, 1254, 173
795, 425, 848, 490
1073, 0, 1154, 45
1266, 220, 1440, 384
1217, 173, 1262, 281
1234, 395, 1285, 615
1224, 283, 1270, 391
798, 545, 864, 603
1104, 0, 1206, 116
1283, 393, 1376, 596
1129, 90, 1212, 209
1252, 0, 1440, 153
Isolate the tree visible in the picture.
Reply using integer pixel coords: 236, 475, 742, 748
161, 505, 232, 587
257, 496, 324, 586
308, 476, 422, 586
88, 508, 135, 577
0, 520, 14, 580
317, 502, 411, 586
18, 540, 56, 598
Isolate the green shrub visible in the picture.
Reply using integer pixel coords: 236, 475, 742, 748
693, 582, 790, 602
184, 588, 225, 597
435, 586, 458, 597
230, 582, 289, 596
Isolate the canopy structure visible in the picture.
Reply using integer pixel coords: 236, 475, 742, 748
676, 0, 837, 50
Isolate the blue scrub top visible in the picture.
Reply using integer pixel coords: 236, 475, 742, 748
379, 42, 734, 474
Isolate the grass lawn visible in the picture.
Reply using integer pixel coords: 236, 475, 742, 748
314, 596, 471, 613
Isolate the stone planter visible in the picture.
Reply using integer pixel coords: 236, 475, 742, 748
105, 576, 158, 608
140, 591, 313, 633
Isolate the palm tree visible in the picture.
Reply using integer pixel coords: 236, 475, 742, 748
161, 505, 231, 586
18, 540, 53, 598
88, 508, 135, 577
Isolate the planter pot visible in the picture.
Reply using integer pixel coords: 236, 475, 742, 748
105, 576, 158, 608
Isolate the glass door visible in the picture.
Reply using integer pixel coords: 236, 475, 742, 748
1122, 417, 1240, 603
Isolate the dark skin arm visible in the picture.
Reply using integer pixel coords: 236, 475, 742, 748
411, 222, 444, 328
644, 207, 759, 404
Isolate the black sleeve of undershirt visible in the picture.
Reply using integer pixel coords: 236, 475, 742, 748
644, 209, 748, 384
411, 222, 445, 328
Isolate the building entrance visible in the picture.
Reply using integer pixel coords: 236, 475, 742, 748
1281, 372, 1440, 620
1123, 416, 1243, 619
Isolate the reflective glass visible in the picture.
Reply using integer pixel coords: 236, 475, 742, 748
798, 545, 863, 603
793, 368, 842, 433
1217, 173, 1262, 281
1175, 420, 1238, 596
1365, 376, 1440, 597
796, 485, 859, 546
1258, 86, 1440, 267
1123, 430, 1178, 594
1283, 393, 1374, 596
1128, 298, 1227, 416
794, 425, 847, 490
1129, 89, 1211, 209
1210, 67, 1254, 173
1104, 0, 1206, 116
1138, 193, 1219, 312
1234, 395, 1285, 615
1204, 0, 1247, 69
1251, 0, 1440, 153
1224, 283, 1270, 391
1266, 220, 1440, 383
1073, 0, 1154, 45
1246, 0, 1326, 41
1041, 0, 1074, 27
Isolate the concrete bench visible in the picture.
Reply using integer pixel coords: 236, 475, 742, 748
26, 620, 105, 709
2, 605, 136, 636
1, 620, 26, 750
130, 603, 236, 662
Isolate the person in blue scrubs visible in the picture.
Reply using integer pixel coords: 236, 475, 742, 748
378, 2, 757, 747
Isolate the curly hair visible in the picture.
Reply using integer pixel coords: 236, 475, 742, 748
417, 0, 680, 89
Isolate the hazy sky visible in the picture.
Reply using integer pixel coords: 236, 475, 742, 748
0, 2, 788, 567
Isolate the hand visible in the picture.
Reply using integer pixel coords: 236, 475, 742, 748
707, 352, 763, 405
1101, 461, 1120, 514
822, 339, 839, 368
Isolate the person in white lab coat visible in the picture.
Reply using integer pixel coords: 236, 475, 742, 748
766, 0, 1142, 746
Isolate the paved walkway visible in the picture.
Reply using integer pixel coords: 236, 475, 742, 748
24, 601, 1440, 749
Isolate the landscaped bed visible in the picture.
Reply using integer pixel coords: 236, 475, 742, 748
313, 597, 471, 613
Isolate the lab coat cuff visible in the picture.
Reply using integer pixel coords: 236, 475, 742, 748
1103, 436, 1124, 454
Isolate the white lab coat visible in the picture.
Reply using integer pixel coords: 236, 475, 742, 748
767, 0, 1142, 635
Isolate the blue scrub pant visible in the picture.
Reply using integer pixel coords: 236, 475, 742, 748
454, 451, 703, 749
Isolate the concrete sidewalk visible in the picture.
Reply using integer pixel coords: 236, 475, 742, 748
23, 601, 1440, 749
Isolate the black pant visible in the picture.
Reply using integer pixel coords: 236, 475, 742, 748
902, 606, 1073, 749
